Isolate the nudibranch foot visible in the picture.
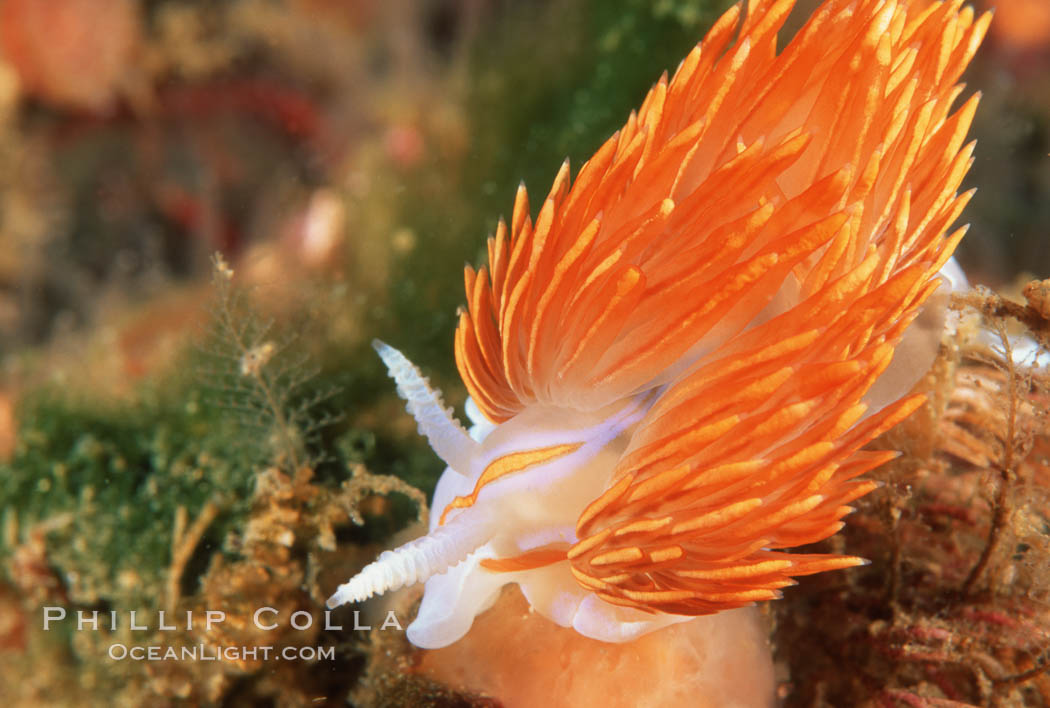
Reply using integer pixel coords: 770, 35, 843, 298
408, 551, 694, 648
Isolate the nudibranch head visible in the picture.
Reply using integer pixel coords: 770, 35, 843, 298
329, 0, 989, 648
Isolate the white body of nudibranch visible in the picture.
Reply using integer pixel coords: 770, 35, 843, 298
327, 341, 694, 648
328, 252, 962, 649
326, 0, 991, 652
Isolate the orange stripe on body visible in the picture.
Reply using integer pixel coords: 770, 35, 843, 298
438, 442, 583, 526
480, 547, 569, 573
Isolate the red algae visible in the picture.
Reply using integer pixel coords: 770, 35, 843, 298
0, 0, 140, 112
418, 587, 775, 708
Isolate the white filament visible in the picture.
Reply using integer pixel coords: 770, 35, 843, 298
373, 339, 478, 475
326, 513, 487, 608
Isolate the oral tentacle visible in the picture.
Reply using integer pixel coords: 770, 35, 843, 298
373, 339, 478, 475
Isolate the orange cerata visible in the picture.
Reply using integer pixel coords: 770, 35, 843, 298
329, 0, 989, 649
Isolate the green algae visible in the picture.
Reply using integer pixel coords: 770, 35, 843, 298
0, 1, 746, 704
0, 383, 250, 608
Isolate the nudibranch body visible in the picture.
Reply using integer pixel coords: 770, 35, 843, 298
329, 0, 990, 649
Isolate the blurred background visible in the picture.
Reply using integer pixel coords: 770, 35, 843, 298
0, 0, 1046, 364
0, 0, 1046, 704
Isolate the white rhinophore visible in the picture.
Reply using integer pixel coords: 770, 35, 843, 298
372, 339, 478, 475
326, 508, 490, 608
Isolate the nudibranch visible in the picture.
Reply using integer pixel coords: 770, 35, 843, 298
329, 0, 989, 649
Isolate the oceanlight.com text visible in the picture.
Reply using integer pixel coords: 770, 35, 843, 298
107, 643, 336, 662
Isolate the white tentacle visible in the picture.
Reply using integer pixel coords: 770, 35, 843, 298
326, 514, 489, 607
373, 339, 478, 474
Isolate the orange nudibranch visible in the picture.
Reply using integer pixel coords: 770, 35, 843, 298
329, 0, 989, 648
